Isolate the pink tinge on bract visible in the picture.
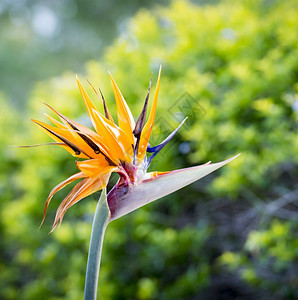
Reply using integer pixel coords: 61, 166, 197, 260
107, 154, 240, 221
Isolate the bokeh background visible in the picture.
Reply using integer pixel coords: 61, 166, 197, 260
0, 0, 297, 299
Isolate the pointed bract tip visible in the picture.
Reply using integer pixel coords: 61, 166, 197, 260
231, 153, 241, 160
108, 153, 241, 221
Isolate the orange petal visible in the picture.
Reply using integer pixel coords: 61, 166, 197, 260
43, 103, 114, 162
109, 73, 135, 144
137, 66, 162, 161
45, 113, 101, 159
76, 75, 103, 134
76, 158, 118, 178
76, 77, 133, 163
32, 119, 91, 159
45, 113, 66, 129
87, 79, 114, 122
51, 173, 111, 231
50, 179, 87, 231
45, 113, 81, 145
45, 108, 82, 142
92, 109, 134, 162
40, 172, 86, 228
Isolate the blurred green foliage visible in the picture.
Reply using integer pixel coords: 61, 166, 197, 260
0, 0, 297, 299
219, 220, 298, 298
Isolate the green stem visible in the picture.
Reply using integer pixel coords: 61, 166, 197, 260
84, 188, 110, 300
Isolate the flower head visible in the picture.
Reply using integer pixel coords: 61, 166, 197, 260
32, 67, 239, 231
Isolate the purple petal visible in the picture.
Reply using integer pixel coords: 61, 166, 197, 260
146, 118, 187, 166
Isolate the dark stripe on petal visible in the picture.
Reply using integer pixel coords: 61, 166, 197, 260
42, 103, 117, 166
71, 131, 117, 166
43, 103, 102, 155
33, 121, 91, 158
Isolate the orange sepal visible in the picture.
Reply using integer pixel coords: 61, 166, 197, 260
50, 173, 111, 232
91, 109, 134, 163
44, 103, 118, 162
31, 119, 91, 159
76, 158, 118, 178
76, 75, 103, 134
40, 172, 86, 228
137, 66, 162, 161
109, 73, 135, 145
76, 76, 133, 163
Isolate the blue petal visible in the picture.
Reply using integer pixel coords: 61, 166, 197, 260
146, 117, 187, 166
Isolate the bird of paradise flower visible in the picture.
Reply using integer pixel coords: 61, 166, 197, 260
30, 66, 239, 299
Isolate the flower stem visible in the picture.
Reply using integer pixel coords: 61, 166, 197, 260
84, 188, 110, 300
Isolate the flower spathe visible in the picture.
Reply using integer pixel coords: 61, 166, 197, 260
32, 67, 239, 231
